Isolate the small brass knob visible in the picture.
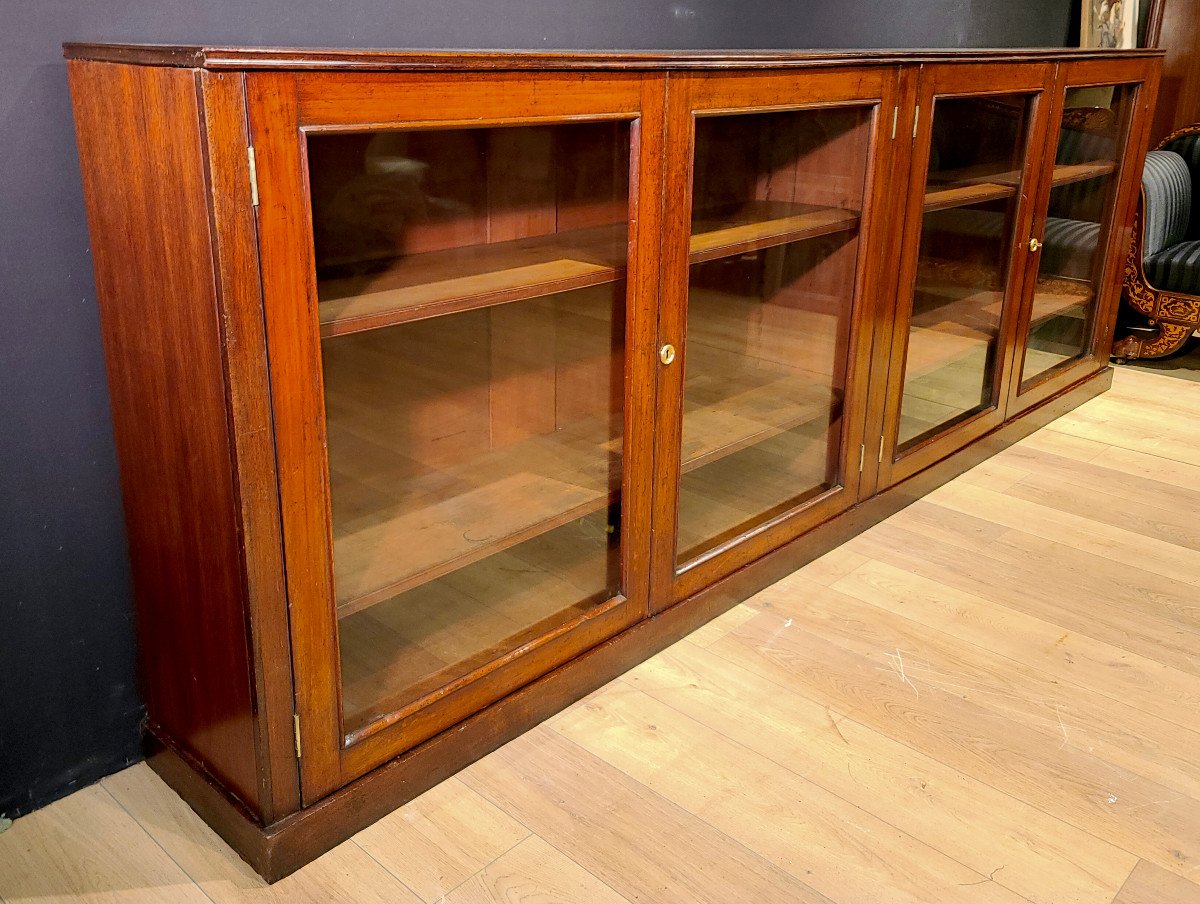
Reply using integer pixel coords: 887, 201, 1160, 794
1029, 237, 1043, 252
659, 343, 677, 365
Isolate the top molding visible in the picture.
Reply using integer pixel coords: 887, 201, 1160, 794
61, 43, 1164, 71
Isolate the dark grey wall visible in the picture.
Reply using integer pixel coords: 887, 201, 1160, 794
0, 0, 1075, 819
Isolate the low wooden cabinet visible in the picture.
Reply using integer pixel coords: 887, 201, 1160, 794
65, 44, 1159, 881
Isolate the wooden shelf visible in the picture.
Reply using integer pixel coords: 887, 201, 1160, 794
330, 289, 839, 616
924, 181, 1016, 212
923, 160, 1115, 213
689, 201, 860, 264
318, 224, 628, 338
318, 202, 861, 338
1029, 278, 1092, 329
1048, 160, 1116, 187
331, 418, 620, 617
333, 362, 834, 615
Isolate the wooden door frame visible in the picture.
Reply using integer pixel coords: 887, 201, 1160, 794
1004, 57, 1161, 416
648, 66, 902, 610
875, 61, 1055, 491
246, 69, 666, 803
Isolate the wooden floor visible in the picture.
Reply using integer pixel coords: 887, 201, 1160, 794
3, 364, 1200, 904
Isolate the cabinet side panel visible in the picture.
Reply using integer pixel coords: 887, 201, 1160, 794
67, 60, 261, 814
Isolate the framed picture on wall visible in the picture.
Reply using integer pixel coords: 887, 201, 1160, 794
1081, 0, 1139, 48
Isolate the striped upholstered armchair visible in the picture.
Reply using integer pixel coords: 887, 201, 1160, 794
1112, 125, 1200, 360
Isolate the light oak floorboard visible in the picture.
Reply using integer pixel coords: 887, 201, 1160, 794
0, 783, 209, 904
1111, 858, 1200, 904
622, 642, 1134, 904
102, 765, 423, 904
549, 682, 1029, 903
444, 835, 631, 904
348, 776, 529, 903
2, 367, 1197, 903
462, 727, 836, 904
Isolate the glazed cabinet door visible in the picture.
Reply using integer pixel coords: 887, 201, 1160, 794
652, 68, 900, 606
1006, 58, 1155, 414
876, 63, 1052, 488
247, 71, 664, 801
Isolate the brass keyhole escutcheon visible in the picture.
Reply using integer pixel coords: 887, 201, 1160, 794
659, 344, 676, 365
1029, 237, 1043, 252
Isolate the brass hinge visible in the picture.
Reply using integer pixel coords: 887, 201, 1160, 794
891, 105, 899, 140
912, 104, 920, 140
293, 714, 302, 759
879, 435, 885, 463
248, 146, 260, 207
859, 444, 865, 473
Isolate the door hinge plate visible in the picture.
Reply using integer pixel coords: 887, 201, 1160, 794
859, 444, 865, 473
891, 105, 899, 140
879, 435, 885, 463
912, 104, 920, 140
293, 713, 302, 759
248, 146, 260, 207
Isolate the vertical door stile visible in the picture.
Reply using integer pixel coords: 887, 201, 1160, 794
651, 67, 900, 605
876, 63, 1053, 490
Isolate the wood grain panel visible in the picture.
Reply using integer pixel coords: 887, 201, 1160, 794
198, 69, 300, 823
68, 59, 263, 814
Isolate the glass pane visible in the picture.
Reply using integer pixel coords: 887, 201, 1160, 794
898, 93, 1032, 451
1021, 85, 1133, 386
307, 124, 631, 733
675, 107, 871, 566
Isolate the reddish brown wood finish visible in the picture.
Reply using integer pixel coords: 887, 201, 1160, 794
1005, 57, 1159, 416
146, 365, 1114, 883
247, 69, 664, 803
66, 44, 1159, 883
876, 62, 1054, 491
62, 43, 1163, 71
196, 70, 302, 822
67, 60, 267, 816
1145, 0, 1200, 144
650, 67, 900, 609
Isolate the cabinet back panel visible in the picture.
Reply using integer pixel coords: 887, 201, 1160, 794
307, 124, 630, 273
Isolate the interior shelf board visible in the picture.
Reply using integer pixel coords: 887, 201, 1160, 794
333, 368, 834, 618
1048, 160, 1117, 187
318, 224, 628, 338
332, 424, 619, 617
680, 373, 836, 474
318, 201, 861, 339
923, 181, 1015, 212
922, 159, 1115, 213
690, 201, 860, 264
1028, 278, 1093, 328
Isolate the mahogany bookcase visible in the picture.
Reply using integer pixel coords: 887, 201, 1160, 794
65, 43, 1160, 880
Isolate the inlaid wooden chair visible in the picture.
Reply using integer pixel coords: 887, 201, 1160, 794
1112, 124, 1200, 360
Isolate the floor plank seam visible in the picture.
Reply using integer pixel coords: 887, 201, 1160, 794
688, 633, 1153, 874
1107, 859, 1140, 904
520, 726, 833, 904
828, 556, 1200, 737
97, 780, 218, 904
350, 836, 438, 902
601, 673, 1018, 897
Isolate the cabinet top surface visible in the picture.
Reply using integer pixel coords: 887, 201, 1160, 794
62, 43, 1163, 71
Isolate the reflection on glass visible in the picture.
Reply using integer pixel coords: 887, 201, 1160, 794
675, 107, 870, 566
307, 124, 631, 732
898, 94, 1031, 451
1021, 85, 1131, 386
